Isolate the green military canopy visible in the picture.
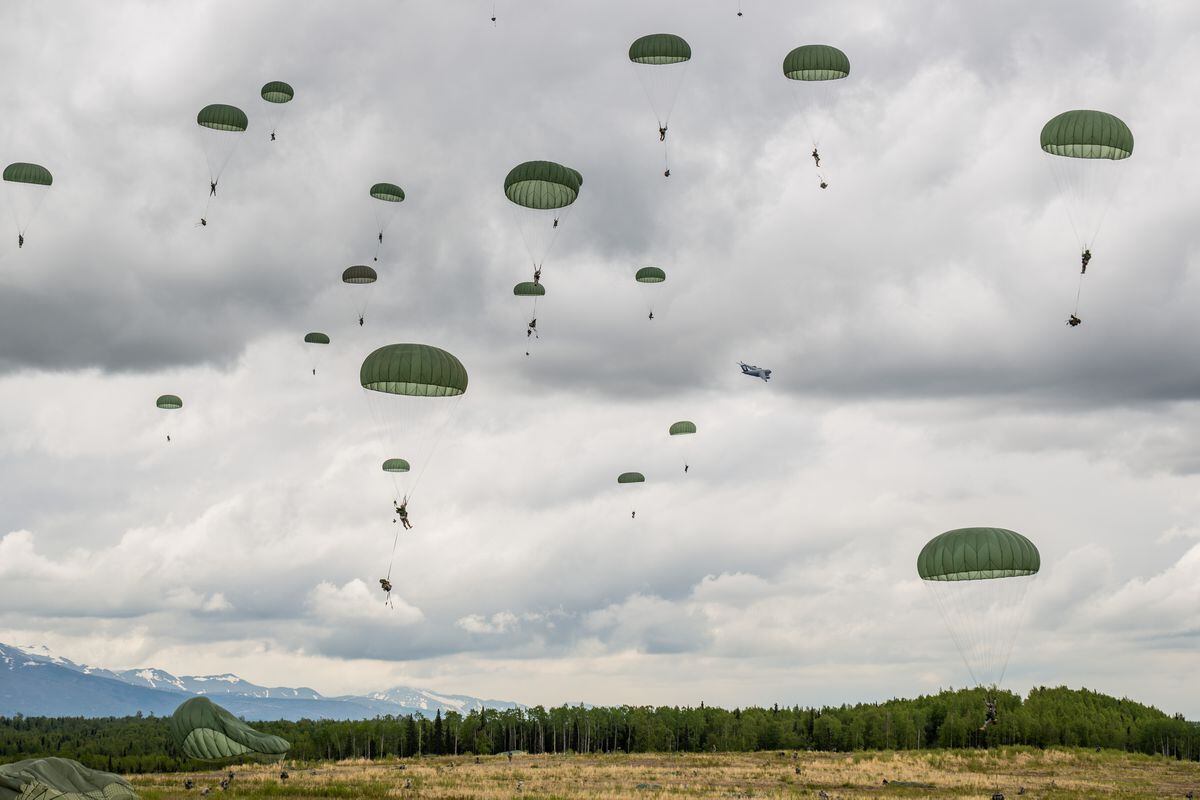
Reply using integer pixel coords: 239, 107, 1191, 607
513, 281, 546, 297
918, 527, 1040, 581
0, 758, 137, 800
669, 420, 696, 436
3, 163, 53, 186
382, 458, 411, 473
617, 472, 645, 484
783, 45, 851, 81
196, 104, 248, 133
260, 81, 294, 104
360, 343, 468, 397
628, 33, 692, 64
156, 394, 183, 410
504, 161, 581, 210
1040, 110, 1134, 160
635, 266, 666, 284
342, 265, 377, 284
370, 183, 405, 203
169, 697, 291, 761
303, 332, 330, 345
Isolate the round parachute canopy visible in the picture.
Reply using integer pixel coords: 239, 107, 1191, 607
783, 45, 850, 81
617, 472, 646, 484
1040, 110, 1133, 160
918, 527, 1041, 581
513, 281, 546, 297
504, 161, 580, 210
382, 458, 411, 473
196, 104, 249, 133
304, 332, 330, 345
629, 33, 692, 65
260, 81, 294, 104
342, 265, 377, 284
169, 697, 290, 761
635, 266, 666, 284
3, 162, 52, 186
370, 182, 405, 203
156, 394, 183, 410
361, 343, 468, 397
669, 420, 696, 436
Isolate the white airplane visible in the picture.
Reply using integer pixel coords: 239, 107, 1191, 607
738, 362, 771, 382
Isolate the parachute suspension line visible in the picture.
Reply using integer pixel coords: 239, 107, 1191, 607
925, 575, 1035, 689
1073, 273, 1084, 316
491, 0, 497, 24
386, 526, 400, 581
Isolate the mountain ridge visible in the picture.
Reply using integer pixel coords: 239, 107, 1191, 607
0, 642, 521, 720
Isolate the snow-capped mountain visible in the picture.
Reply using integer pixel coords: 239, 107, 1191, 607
0, 642, 521, 720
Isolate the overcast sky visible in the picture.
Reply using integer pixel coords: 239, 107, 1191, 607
1, 0, 1198, 719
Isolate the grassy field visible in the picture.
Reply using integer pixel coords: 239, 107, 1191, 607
131, 749, 1200, 800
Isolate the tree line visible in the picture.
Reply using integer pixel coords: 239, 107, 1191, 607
0, 686, 1194, 774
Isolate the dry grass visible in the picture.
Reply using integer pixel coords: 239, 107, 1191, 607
131, 749, 1200, 800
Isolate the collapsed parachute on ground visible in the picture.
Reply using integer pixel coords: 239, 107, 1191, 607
918, 527, 1040, 688
629, 33, 692, 174
0, 757, 137, 800
169, 697, 291, 761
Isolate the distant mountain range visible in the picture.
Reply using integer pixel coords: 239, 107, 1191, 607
0, 643, 521, 721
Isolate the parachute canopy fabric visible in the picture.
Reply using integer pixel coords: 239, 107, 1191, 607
169, 697, 291, 761
504, 161, 580, 209
0, 758, 137, 800
156, 394, 182, 410
629, 33, 692, 65
918, 527, 1041, 581
196, 104, 248, 133
342, 265, 377, 284
383, 458, 411, 473
3, 162, 52, 186
617, 472, 645, 484
260, 81, 294, 104
360, 343, 468, 397
783, 45, 851, 81
635, 266, 666, 284
303, 332, 330, 345
669, 420, 697, 436
370, 183, 405, 202
1040, 110, 1133, 160
513, 281, 546, 297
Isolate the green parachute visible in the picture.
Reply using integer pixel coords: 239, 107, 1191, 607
169, 697, 291, 761
629, 33, 692, 175
635, 266, 668, 318
196, 104, 248, 221
260, 81, 294, 140
361, 344, 468, 584
617, 472, 645, 483
370, 182, 405, 261
918, 527, 1040, 689
783, 45, 849, 181
303, 332, 329, 375
1039, 110, 1133, 321
156, 395, 183, 410
669, 421, 696, 473
3, 162, 53, 246
513, 281, 546, 297
505, 161, 581, 346
342, 265, 377, 324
